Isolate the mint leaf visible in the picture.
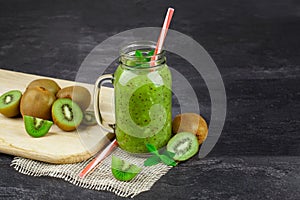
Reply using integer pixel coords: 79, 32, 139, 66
147, 50, 154, 56
162, 150, 176, 158
144, 144, 177, 167
144, 155, 161, 166
145, 50, 155, 62
135, 50, 148, 65
159, 155, 177, 167
135, 50, 143, 57
146, 143, 159, 156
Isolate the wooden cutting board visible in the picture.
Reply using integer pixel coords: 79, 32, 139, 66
0, 69, 114, 164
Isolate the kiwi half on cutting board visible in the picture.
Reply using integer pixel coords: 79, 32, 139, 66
111, 156, 141, 181
0, 90, 22, 118
51, 98, 83, 131
24, 115, 53, 137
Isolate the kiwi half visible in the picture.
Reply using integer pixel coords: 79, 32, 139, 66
81, 110, 97, 126
111, 156, 141, 181
52, 98, 83, 131
0, 90, 22, 117
167, 132, 199, 161
24, 115, 53, 137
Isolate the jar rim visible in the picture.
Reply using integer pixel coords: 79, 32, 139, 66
119, 40, 165, 59
119, 41, 166, 69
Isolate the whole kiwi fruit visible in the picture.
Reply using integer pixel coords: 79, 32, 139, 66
172, 113, 208, 145
27, 79, 61, 95
56, 86, 91, 111
20, 86, 56, 120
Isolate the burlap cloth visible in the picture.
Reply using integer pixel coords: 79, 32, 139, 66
11, 147, 172, 198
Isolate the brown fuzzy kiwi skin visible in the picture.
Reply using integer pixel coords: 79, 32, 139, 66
20, 86, 56, 120
52, 118, 77, 132
52, 115, 76, 132
27, 79, 61, 95
56, 86, 91, 111
172, 113, 208, 145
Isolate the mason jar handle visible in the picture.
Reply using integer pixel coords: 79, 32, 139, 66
94, 74, 115, 133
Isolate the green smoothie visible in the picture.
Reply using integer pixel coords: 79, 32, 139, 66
114, 63, 172, 153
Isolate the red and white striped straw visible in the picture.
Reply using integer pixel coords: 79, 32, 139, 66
78, 139, 118, 179
152, 7, 175, 61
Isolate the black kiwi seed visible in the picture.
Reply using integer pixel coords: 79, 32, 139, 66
173, 138, 192, 155
3, 94, 13, 104
33, 117, 45, 129
62, 104, 74, 121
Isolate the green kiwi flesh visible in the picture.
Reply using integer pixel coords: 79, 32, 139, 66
111, 155, 141, 181
52, 98, 83, 131
0, 90, 22, 117
167, 132, 199, 161
82, 110, 97, 126
24, 115, 53, 137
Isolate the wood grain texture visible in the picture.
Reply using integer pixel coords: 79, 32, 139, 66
0, 69, 114, 164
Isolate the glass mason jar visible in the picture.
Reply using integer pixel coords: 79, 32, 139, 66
94, 41, 172, 153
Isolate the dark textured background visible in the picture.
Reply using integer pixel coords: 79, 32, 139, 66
0, 0, 299, 199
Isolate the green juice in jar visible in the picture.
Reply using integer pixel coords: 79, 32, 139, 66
114, 44, 172, 153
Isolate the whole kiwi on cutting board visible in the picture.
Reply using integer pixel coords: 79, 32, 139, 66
20, 86, 56, 120
27, 79, 61, 95
0, 90, 22, 117
56, 86, 91, 111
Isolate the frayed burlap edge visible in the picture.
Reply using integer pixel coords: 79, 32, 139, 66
11, 148, 172, 198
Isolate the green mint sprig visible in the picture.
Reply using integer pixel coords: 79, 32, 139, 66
135, 50, 143, 58
144, 143, 177, 167
134, 50, 155, 64
147, 49, 155, 56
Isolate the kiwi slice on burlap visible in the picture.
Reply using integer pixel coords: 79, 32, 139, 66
167, 132, 199, 161
0, 90, 22, 117
111, 156, 141, 181
24, 115, 53, 137
52, 98, 83, 131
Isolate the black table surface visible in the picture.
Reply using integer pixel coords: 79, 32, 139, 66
0, 0, 299, 199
